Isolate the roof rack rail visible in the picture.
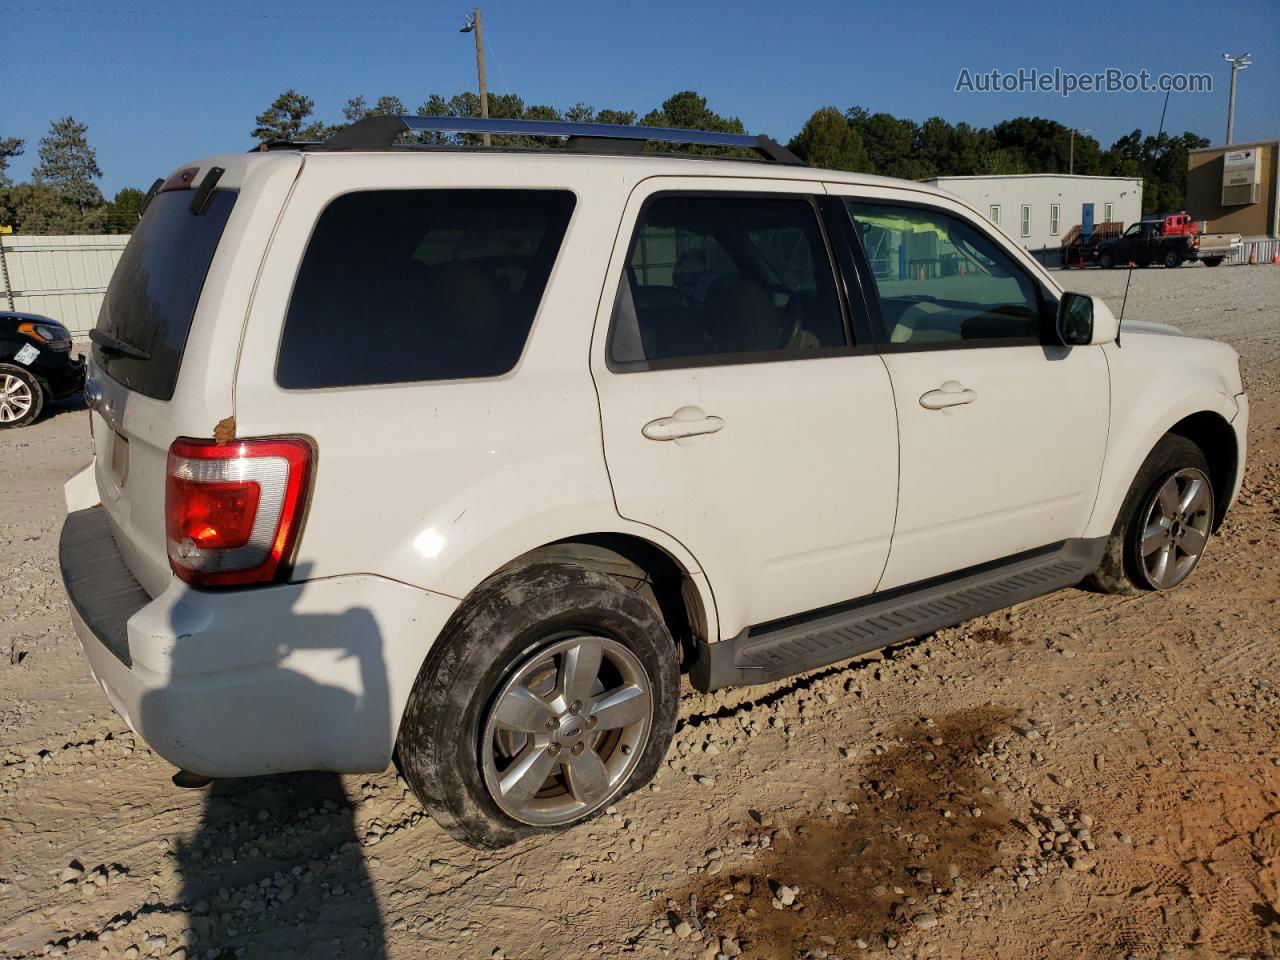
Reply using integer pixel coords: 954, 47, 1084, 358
320, 115, 805, 165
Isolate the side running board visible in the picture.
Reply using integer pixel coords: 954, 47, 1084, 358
689, 538, 1106, 692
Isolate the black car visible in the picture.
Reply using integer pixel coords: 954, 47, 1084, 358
0, 311, 86, 428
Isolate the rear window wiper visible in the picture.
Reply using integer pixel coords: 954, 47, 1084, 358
90, 329, 152, 361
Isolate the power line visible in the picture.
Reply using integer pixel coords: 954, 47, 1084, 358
485, 26, 512, 97
1, 5, 461, 20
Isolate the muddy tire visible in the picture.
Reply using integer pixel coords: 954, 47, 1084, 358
0, 364, 45, 429
396, 561, 679, 848
1087, 435, 1214, 595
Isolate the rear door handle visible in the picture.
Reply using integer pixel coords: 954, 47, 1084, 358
642, 406, 725, 441
919, 381, 977, 410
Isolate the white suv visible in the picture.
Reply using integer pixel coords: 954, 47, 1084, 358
59, 117, 1248, 848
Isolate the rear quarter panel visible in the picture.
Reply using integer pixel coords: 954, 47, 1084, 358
231, 154, 716, 633
87, 153, 302, 597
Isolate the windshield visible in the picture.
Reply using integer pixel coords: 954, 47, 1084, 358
93, 189, 236, 400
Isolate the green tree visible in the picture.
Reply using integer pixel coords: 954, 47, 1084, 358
252, 90, 327, 142
594, 108, 637, 126
0, 137, 23, 188
788, 107, 870, 171
1103, 129, 1208, 213
847, 109, 926, 179
642, 90, 744, 133
32, 116, 103, 209
640, 91, 745, 157
335, 95, 410, 139
341, 95, 369, 124
103, 186, 145, 234
0, 182, 104, 233
358, 95, 406, 118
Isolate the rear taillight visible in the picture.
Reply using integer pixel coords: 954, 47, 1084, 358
165, 437, 313, 588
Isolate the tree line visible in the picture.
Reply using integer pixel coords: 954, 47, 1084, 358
0, 120, 143, 235
1, 90, 1210, 236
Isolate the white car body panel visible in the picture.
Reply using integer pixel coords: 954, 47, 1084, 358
822, 180, 1109, 587
71, 571, 457, 776
591, 175, 899, 636
91, 154, 303, 598
1083, 333, 1246, 538
874, 343, 1108, 587
231, 154, 719, 630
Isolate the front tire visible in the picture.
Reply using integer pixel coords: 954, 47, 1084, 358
0, 364, 44, 429
396, 561, 679, 848
1203, 257, 1224, 267
1088, 435, 1215, 595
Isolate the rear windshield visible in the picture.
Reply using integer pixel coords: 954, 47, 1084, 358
276, 189, 576, 389
93, 189, 236, 400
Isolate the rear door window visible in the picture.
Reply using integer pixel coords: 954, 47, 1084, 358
609, 194, 848, 369
94, 189, 237, 400
276, 189, 575, 389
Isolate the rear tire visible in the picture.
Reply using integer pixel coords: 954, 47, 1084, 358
1088, 435, 1214, 595
1203, 257, 1224, 267
1097, 251, 1115, 270
396, 561, 679, 848
0, 364, 44, 429
1163, 248, 1184, 268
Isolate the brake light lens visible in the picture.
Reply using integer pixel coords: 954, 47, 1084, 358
165, 437, 313, 587
160, 167, 199, 192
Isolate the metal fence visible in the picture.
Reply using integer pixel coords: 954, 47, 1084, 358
0, 234, 130, 334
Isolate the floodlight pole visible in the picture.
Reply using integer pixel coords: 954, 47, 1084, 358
461, 9, 490, 146
1222, 53, 1251, 145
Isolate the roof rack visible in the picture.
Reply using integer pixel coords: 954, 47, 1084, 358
319, 115, 805, 165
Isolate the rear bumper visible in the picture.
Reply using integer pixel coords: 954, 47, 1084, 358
60, 506, 458, 777
33, 350, 85, 399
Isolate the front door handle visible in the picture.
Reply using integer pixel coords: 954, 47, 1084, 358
919, 381, 977, 410
642, 406, 725, 442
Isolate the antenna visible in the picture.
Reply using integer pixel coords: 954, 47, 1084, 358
1117, 262, 1135, 346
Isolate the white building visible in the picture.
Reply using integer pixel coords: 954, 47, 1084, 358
921, 174, 1144, 251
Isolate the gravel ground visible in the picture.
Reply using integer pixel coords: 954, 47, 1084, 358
1, 263, 1277, 960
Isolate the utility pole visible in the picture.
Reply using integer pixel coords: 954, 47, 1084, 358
460, 9, 490, 146
1222, 53, 1251, 145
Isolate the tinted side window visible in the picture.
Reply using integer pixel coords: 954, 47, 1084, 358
609, 195, 847, 369
277, 190, 575, 389
846, 201, 1042, 346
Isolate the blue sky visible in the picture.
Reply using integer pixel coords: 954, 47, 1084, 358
6, 0, 1279, 195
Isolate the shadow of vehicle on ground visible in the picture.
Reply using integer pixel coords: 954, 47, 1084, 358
150, 563, 391, 958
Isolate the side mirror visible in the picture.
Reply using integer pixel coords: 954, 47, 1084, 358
1055, 292, 1094, 346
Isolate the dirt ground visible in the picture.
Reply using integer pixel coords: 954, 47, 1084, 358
1, 262, 1278, 960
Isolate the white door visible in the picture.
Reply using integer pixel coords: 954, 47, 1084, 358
829, 190, 1109, 590
592, 179, 900, 638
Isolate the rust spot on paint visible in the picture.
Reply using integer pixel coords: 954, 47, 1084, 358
212, 416, 236, 444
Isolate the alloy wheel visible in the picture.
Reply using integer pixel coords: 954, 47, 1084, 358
481, 634, 652, 826
1139, 467, 1213, 589
0, 374, 34, 423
